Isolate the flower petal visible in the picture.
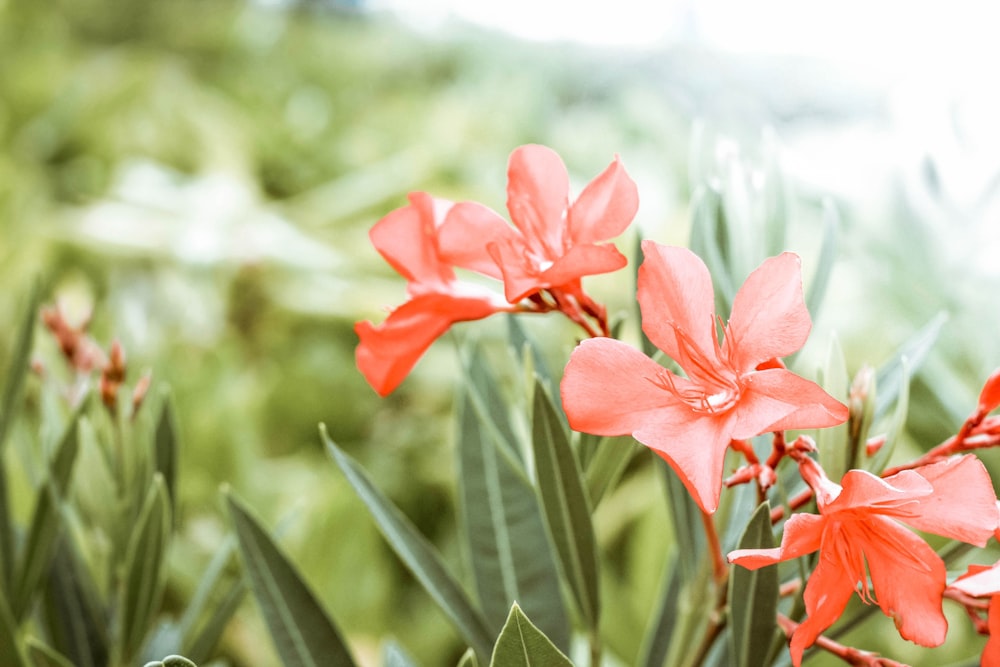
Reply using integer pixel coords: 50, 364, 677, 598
538, 244, 627, 288
637, 241, 718, 363
561, 338, 676, 436
725, 252, 811, 371
567, 155, 639, 244
790, 551, 857, 667
506, 144, 569, 254
951, 561, 1000, 598
731, 369, 848, 439
863, 516, 948, 647
892, 455, 1000, 546
371, 192, 454, 287
437, 201, 517, 280
355, 293, 501, 396
828, 468, 931, 514
728, 512, 826, 569
985, 597, 1000, 667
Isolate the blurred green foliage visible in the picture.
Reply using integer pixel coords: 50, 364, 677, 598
2, 0, 999, 664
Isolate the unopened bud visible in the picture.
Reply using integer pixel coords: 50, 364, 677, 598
865, 434, 886, 457
131, 372, 152, 416
848, 364, 876, 441
977, 368, 1000, 417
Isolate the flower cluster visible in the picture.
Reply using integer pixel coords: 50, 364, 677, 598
356, 144, 1000, 666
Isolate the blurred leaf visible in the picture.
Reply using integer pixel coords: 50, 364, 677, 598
177, 536, 245, 663
867, 358, 910, 475
11, 408, 81, 621
874, 312, 947, 420
323, 428, 494, 663
226, 489, 356, 667
117, 474, 171, 665
456, 384, 570, 651
530, 380, 599, 630
380, 640, 416, 667
659, 456, 705, 581
637, 555, 683, 667
154, 388, 179, 512
728, 502, 779, 667
817, 335, 850, 483
804, 199, 839, 319
689, 185, 736, 315
40, 540, 108, 667
464, 349, 523, 464
506, 315, 553, 389
184, 580, 245, 664
0, 282, 40, 593
488, 603, 572, 667
583, 435, 637, 509
0, 594, 26, 667
25, 639, 75, 667
142, 657, 198, 667
456, 648, 479, 667
761, 129, 788, 258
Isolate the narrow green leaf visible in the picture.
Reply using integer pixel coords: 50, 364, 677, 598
0, 593, 27, 667
804, 199, 839, 319
659, 456, 705, 581
489, 603, 573, 667
24, 638, 75, 667
874, 311, 947, 420
323, 428, 494, 663
530, 381, 600, 630
154, 389, 179, 511
184, 579, 245, 664
177, 535, 245, 662
456, 648, 479, 667
464, 349, 523, 464
728, 503, 779, 667
456, 386, 570, 651
637, 556, 683, 667
0, 282, 41, 594
506, 316, 553, 388
583, 435, 637, 508
380, 640, 416, 667
12, 410, 81, 621
689, 185, 737, 314
817, 335, 850, 483
39, 540, 108, 667
118, 474, 172, 665
226, 490, 356, 667
867, 358, 910, 475
761, 129, 788, 258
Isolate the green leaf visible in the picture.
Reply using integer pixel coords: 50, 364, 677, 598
463, 349, 524, 464
689, 185, 737, 314
39, 540, 108, 667
380, 640, 416, 667
117, 475, 172, 664
489, 603, 573, 667
455, 386, 570, 651
154, 388, 179, 511
323, 428, 494, 663
817, 335, 850, 483
11, 409, 82, 621
177, 535, 245, 663
184, 579, 245, 664
867, 358, 910, 475
636, 556, 683, 667
728, 502, 779, 667
456, 648, 479, 667
659, 456, 705, 581
583, 435, 637, 509
874, 311, 946, 420
530, 380, 600, 630
506, 315, 553, 388
226, 489, 356, 667
0, 594, 27, 667
804, 199, 839, 319
24, 639, 75, 667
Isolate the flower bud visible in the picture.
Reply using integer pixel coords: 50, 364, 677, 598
977, 368, 1000, 417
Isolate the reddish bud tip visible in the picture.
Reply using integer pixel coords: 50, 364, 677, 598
865, 434, 887, 457
977, 368, 1000, 416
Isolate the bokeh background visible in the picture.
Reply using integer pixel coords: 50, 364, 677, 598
3, 0, 1000, 664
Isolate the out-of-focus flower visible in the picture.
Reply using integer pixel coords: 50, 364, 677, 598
729, 455, 999, 666
561, 242, 846, 512
355, 192, 512, 397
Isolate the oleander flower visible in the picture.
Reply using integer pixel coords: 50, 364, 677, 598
948, 555, 1000, 667
729, 455, 999, 666
355, 192, 511, 396
561, 241, 847, 512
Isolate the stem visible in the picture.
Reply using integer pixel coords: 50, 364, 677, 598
776, 613, 908, 666
588, 629, 602, 667
700, 507, 728, 585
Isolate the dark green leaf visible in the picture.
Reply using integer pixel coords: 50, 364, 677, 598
637, 556, 683, 667
226, 489, 356, 667
39, 540, 108, 667
804, 199, 839, 319
154, 388, 179, 512
874, 312, 947, 420
177, 535, 245, 663
489, 603, 572, 667
12, 409, 81, 621
184, 579, 245, 664
463, 349, 524, 464
583, 435, 637, 508
323, 428, 494, 663
118, 474, 172, 665
659, 456, 705, 581
25, 639, 76, 667
456, 648, 479, 667
0, 594, 26, 667
530, 380, 599, 630
728, 502, 779, 667
455, 387, 570, 651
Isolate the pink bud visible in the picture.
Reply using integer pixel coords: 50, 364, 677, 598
977, 368, 1000, 416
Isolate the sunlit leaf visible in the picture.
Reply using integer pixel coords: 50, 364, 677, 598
728, 502, 779, 667
805, 199, 839, 319
456, 648, 479, 667
226, 489, 356, 667
530, 380, 599, 631
380, 640, 416, 667
874, 312, 946, 420
489, 603, 572, 667
817, 334, 850, 483
456, 384, 570, 651
323, 428, 494, 663
867, 358, 910, 475
689, 185, 736, 314
24, 638, 75, 667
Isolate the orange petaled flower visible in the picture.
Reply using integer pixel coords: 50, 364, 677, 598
355, 192, 512, 397
949, 560, 1000, 667
439, 144, 638, 304
729, 455, 999, 666
561, 242, 847, 512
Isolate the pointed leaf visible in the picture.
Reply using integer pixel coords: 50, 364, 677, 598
506, 316, 553, 388
530, 381, 600, 630
118, 475, 172, 664
154, 389, 179, 511
456, 648, 479, 667
25, 639, 76, 667
489, 603, 572, 667
226, 490, 356, 667
817, 335, 850, 483
39, 540, 109, 667
464, 349, 523, 464
12, 409, 82, 620
867, 358, 909, 475
688, 185, 736, 314
455, 387, 570, 650
728, 502, 779, 667
805, 199, 838, 319
177, 535, 245, 663
0, 594, 27, 667
323, 428, 494, 663
637, 556, 683, 667
381, 640, 417, 667
184, 580, 245, 664
874, 312, 946, 420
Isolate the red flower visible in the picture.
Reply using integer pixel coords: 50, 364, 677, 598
355, 192, 511, 396
729, 455, 999, 666
439, 144, 638, 304
560, 242, 847, 512
949, 559, 1000, 667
